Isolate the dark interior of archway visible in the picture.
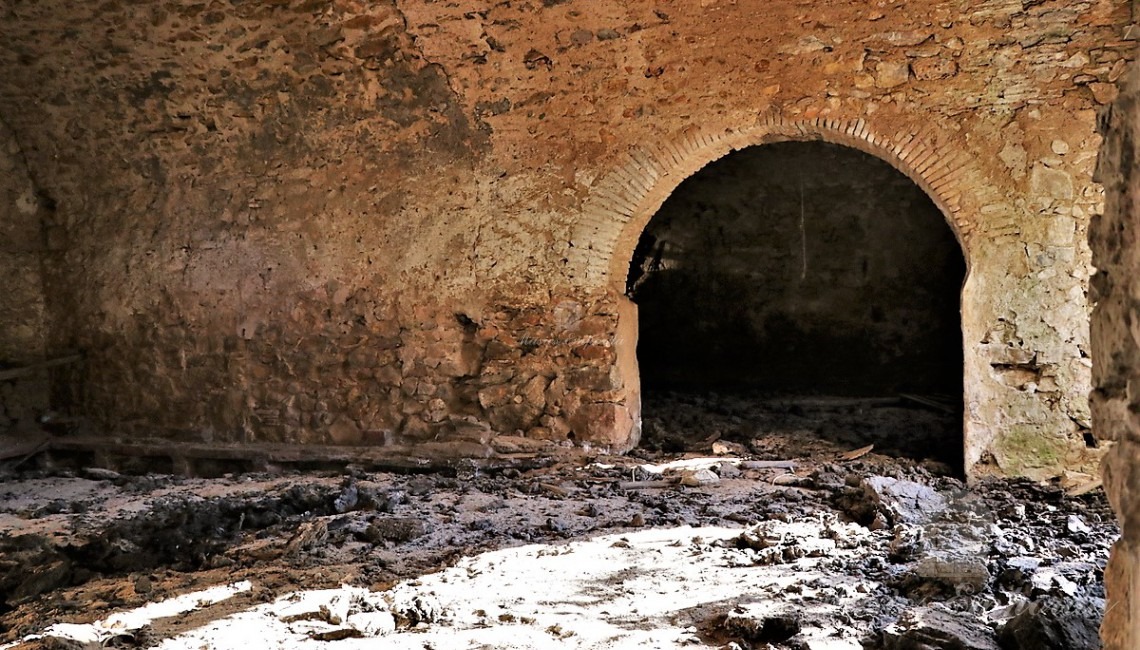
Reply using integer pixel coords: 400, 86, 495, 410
627, 141, 967, 470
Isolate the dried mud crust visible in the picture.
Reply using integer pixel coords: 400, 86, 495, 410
0, 436, 1117, 649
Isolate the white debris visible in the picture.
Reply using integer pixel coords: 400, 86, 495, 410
345, 612, 396, 636
41, 581, 252, 646
1066, 515, 1090, 535
152, 525, 879, 649
639, 456, 743, 475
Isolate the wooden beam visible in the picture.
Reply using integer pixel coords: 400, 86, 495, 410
45, 436, 550, 475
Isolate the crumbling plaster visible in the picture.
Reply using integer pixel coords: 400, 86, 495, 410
0, 0, 1130, 478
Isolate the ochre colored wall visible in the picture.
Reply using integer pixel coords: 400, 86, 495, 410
0, 0, 1131, 477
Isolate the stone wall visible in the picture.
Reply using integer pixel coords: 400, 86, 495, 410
0, 0, 1131, 477
631, 141, 964, 395
0, 118, 49, 432
1092, 56, 1140, 650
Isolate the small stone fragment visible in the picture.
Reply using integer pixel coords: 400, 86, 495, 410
713, 608, 801, 645
82, 467, 122, 481
716, 462, 742, 479
841, 476, 947, 526
874, 60, 910, 88
733, 527, 780, 551
368, 517, 429, 543
10, 559, 72, 605
888, 524, 925, 562
913, 553, 991, 595
284, 520, 329, 555
1065, 515, 1089, 535
876, 606, 1000, 650
680, 468, 720, 487
998, 556, 1043, 591
1031, 567, 1079, 596
334, 484, 359, 513
1050, 140, 1069, 155
392, 594, 441, 627
309, 628, 362, 641
999, 503, 1027, 521
1089, 82, 1118, 105
569, 29, 593, 45
998, 596, 1103, 650
1029, 164, 1074, 202
524, 48, 552, 70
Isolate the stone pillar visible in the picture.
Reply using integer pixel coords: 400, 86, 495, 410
1091, 59, 1140, 648
564, 292, 641, 452
613, 294, 642, 450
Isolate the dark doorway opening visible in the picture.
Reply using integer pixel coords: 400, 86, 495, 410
627, 141, 966, 469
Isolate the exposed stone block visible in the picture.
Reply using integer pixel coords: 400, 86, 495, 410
568, 401, 636, 451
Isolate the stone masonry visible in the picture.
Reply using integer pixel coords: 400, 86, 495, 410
1093, 53, 1140, 650
0, 0, 1132, 478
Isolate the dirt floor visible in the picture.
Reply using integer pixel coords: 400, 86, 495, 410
0, 391, 1116, 649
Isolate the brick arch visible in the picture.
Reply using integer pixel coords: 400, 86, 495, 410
568, 115, 982, 292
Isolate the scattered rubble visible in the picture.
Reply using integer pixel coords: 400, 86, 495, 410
0, 393, 1119, 649
839, 475, 949, 528
998, 596, 1103, 650
873, 605, 1000, 650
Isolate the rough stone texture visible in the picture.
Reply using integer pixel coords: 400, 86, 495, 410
876, 605, 1000, 650
1092, 54, 1140, 650
0, 0, 1131, 476
998, 596, 1103, 650
0, 118, 49, 431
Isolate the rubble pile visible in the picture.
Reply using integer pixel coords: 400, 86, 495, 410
0, 394, 1117, 649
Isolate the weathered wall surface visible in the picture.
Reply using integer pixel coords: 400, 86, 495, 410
1093, 56, 1140, 650
0, 0, 1130, 476
0, 118, 49, 432
631, 141, 964, 395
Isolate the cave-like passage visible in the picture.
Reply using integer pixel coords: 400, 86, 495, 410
627, 141, 967, 468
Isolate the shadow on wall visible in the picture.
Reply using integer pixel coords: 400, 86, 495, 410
628, 141, 966, 397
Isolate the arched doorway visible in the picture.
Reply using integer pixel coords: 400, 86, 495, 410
625, 141, 966, 468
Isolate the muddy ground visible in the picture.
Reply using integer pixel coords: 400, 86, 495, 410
0, 391, 1117, 649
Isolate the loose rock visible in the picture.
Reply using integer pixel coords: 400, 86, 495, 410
875, 606, 1000, 650
998, 596, 1103, 650
839, 476, 947, 527
680, 468, 720, 487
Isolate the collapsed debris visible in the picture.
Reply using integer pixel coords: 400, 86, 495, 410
873, 606, 1000, 650
998, 596, 1103, 650
0, 394, 1119, 649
